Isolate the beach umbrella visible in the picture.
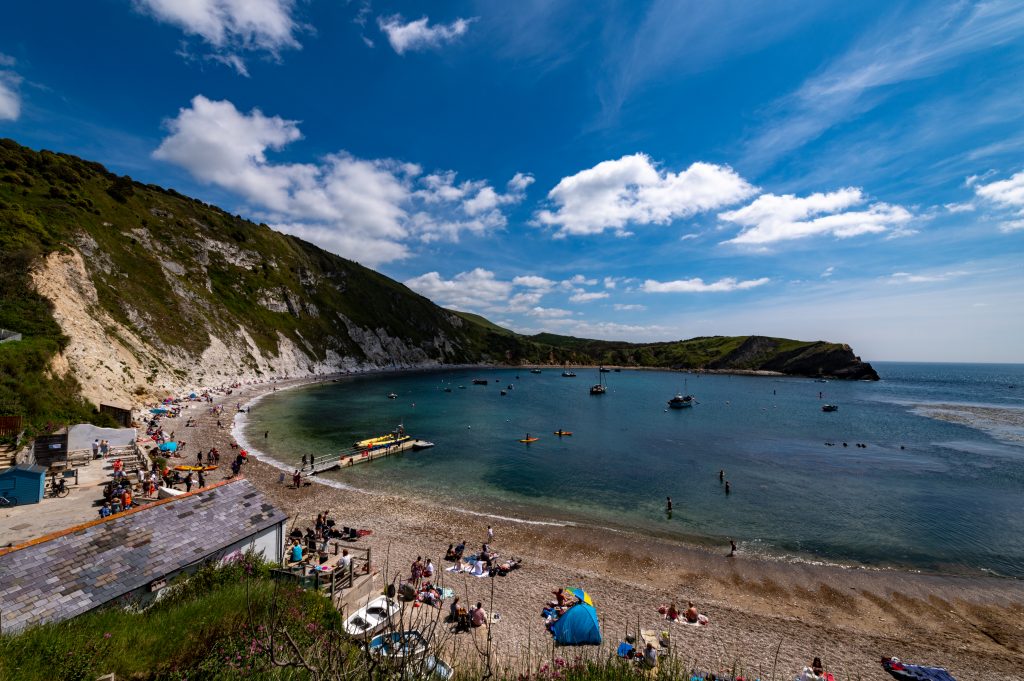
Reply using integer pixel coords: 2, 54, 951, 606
158, 441, 178, 452
567, 588, 593, 605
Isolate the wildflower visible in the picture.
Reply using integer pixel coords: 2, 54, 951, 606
103, 632, 112, 639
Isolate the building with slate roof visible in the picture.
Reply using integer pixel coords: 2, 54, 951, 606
0, 478, 287, 633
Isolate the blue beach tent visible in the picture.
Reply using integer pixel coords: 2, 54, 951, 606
158, 441, 178, 452
551, 603, 602, 646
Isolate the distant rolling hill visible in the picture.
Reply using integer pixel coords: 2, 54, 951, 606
0, 139, 877, 437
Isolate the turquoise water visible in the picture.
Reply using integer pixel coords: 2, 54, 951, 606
242, 363, 1024, 578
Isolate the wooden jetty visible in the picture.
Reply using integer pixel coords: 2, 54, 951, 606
307, 439, 433, 474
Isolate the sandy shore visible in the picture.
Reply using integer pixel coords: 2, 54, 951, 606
176, 376, 1023, 680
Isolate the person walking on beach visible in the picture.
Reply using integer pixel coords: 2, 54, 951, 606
487, 525, 494, 542
292, 469, 301, 488
729, 539, 737, 557
198, 469, 206, 488
184, 472, 193, 493
301, 454, 308, 470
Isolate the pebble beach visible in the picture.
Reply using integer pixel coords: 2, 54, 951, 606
169, 375, 1024, 680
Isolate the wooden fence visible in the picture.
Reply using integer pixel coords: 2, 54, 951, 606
0, 416, 23, 438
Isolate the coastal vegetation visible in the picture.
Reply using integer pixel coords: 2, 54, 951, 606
0, 139, 877, 439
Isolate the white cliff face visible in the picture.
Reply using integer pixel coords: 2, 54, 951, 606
31, 247, 453, 410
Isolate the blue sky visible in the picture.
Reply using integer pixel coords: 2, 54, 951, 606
2, 0, 1023, 362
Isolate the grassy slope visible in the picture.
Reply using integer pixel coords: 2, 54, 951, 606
0, 139, 873, 436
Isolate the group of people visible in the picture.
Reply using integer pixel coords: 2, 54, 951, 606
660, 600, 707, 625
447, 596, 488, 633
410, 555, 436, 584
91, 438, 112, 459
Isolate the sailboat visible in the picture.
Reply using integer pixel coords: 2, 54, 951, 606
667, 379, 695, 409
589, 368, 607, 395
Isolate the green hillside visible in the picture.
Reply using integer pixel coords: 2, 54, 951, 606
0, 139, 877, 438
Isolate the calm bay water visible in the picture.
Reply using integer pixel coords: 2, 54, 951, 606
242, 363, 1024, 578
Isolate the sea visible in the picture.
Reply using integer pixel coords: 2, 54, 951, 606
238, 362, 1024, 579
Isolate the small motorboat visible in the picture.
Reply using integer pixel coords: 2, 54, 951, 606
387, 393, 398, 399
561, 371, 576, 377
822, 404, 839, 412
599, 367, 611, 373
530, 369, 542, 374
500, 390, 508, 396
472, 379, 488, 385
553, 430, 573, 437
367, 630, 429, 659
443, 387, 452, 393
667, 393, 694, 409
412, 441, 435, 451
343, 596, 399, 638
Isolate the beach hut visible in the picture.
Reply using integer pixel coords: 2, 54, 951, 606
551, 603, 602, 645
0, 464, 47, 505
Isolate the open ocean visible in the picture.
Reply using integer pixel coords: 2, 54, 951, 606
240, 362, 1024, 578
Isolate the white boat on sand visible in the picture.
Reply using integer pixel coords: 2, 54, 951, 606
343, 595, 400, 638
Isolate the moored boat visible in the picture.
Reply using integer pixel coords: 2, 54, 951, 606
355, 425, 409, 450
472, 379, 488, 385
667, 393, 694, 409
387, 393, 398, 399
530, 369, 542, 374
822, 404, 839, 412
343, 595, 399, 638
367, 630, 429, 659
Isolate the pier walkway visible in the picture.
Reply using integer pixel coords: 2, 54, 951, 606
306, 440, 433, 474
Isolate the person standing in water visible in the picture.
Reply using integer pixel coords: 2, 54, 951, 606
666, 496, 673, 511
725, 480, 731, 495
719, 470, 724, 483
729, 539, 737, 557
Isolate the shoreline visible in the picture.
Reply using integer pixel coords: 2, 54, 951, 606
199, 375, 1023, 679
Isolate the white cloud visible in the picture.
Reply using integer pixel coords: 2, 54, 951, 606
999, 219, 1024, 233
134, 0, 301, 73
535, 153, 756, 237
404, 269, 513, 311
944, 202, 976, 213
527, 306, 573, 319
603, 277, 617, 289
378, 15, 475, 54
886, 270, 968, 285
153, 96, 524, 265
821, 266, 835, 278
974, 170, 1024, 209
0, 54, 20, 121
0, 74, 20, 122
564, 274, 597, 287
569, 291, 609, 303
512, 275, 555, 289
613, 304, 646, 311
720, 188, 912, 245
642, 277, 770, 293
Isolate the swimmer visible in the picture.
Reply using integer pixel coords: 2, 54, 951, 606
725, 480, 731, 495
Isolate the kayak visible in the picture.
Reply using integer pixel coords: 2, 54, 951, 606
174, 465, 218, 472
519, 438, 539, 443
553, 431, 573, 436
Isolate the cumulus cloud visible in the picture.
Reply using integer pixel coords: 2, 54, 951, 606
527, 306, 573, 319
403, 269, 513, 311
512, 275, 555, 289
378, 15, 475, 54
569, 291, 609, 303
974, 170, 1024, 209
642, 277, 770, 293
134, 0, 302, 74
153, 96, 527, 265
720, 188, 912, 245
535, 153, 756, 237
999, 219, 1024, 233
613, 303, 646, 311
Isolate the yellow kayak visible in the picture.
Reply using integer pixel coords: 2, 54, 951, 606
519, 437, 539, 443
553, 431, 573, 436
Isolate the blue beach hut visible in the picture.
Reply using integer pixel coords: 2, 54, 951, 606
0, 464, 47, 505
551, 603, 602, 646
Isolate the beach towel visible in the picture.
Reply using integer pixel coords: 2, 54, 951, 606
678, 614, 709, 626
470, 560, 488, 577
439, 587, 455, 600
616, 642, 634, 658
